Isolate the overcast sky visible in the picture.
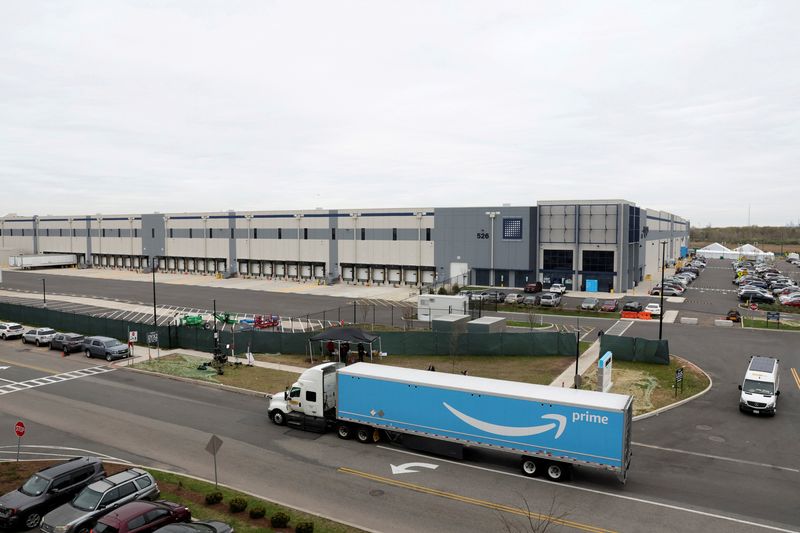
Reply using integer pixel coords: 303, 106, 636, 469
1, 1, 798, 227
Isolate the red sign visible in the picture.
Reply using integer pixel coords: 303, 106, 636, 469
14, 421, 25, 437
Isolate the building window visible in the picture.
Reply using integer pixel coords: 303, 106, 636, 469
151, 228, 155, 239
72, 228, 76, 237
392, 228, 397, 241
426, 228, 431, 241
45, 228, 50, 236
189, 228, 193, 239
230, 228, 234, 239
209, 228, 214, 239
502, 218, 523, 240
169, 228, 174, 238
582, 250, 614, 272
253, 228, 258, 239
9, 229, 13, 236
134, 228, 138, 238
543, 250, 573, 271
331, 228, 336, 240
278, 228, 282, 239
360, 228, 365, 240
59, 228, 63, 237
102, 228, 106, 238
117, 228, 121, 238
303, 228, 308, 240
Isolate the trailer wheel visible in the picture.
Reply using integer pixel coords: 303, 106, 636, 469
521, 457, 539, 477
337, 424, 352, 439
355, 427, 372, 443
544, 462, 569, 482
270, 410, 286, 426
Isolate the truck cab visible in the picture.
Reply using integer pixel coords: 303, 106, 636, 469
268, 362, 343, 432
738, 356, 780, 416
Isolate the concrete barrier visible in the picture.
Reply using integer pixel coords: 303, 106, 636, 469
714, 319, 734, 327
680, 317, 698, 325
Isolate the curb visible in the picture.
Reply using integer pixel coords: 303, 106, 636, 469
633, 357, 713, 422
4, 459, 379, 533
115, 364, 269, 398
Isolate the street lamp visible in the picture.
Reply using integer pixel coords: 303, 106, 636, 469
659, 241, 666, 340
152, 257, 158, 329
574, 314, 581, 389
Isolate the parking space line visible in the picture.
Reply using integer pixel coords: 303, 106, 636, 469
338, 467, 616, 533
790, 368, 800, 390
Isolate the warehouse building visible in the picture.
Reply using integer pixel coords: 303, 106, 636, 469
0, 199, 688, 293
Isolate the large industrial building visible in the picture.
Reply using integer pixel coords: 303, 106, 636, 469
0, 199, 689, 293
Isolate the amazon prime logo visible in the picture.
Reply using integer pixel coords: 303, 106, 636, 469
443, 403, 567, 439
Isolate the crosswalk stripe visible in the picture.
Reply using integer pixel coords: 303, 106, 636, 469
0, 366, 115, 396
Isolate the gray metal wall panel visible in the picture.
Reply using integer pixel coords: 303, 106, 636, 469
141, 214, 165, 265
85, 218, 92, 263
329, 210, 339, 278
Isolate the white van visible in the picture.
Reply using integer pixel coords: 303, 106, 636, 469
738, 356, 780, 416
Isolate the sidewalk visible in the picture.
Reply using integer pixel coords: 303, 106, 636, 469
118, 346, 307, 374
549, 339, 601, 388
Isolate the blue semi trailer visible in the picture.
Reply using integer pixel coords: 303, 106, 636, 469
268, 362, 633, 482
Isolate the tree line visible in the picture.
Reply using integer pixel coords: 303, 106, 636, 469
691, 226, 800, 246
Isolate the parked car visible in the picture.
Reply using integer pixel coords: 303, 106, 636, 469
580, 298, 599, 311
154, 521, 233, 533
549, 284, 567, 295
622, 301, 643, 312
539, 293, 561, 307
504, 293, 524, 304
50, 333, 86, 354
650, 286, 683, 296
83, 337, 130, 361
521, 295, 541, 306
41, 468, 159, 533
93, 500, 191, 533
738, 289, 775, 304
0, 457, 105, 530
0, 323, 25, 340
781, 297, 800, 307
523, 282, 543, 293
600, 299, 618, 312
644, 303, 662, 316
22, 328, 57, 347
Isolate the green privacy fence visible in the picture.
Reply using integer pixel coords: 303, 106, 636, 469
0, 301, 580, 357
599, 334, 670, 365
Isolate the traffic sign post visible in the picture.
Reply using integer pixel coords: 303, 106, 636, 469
14, 421, 25, 462
675, 367, 684, 397
766, 312, 780, 330
205, 435, 224, 487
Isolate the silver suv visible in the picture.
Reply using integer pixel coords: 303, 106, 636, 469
83, 337, 130, 361
40, 468, 159, 533
539, 293, 561, 307
0, 323, 25, 340
22, 328, 58, 346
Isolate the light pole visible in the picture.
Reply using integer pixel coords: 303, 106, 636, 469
41, 278, 46, 308
659, 241, 666, 340
485, 211, 500, 285
152, 257, 158, 329
574, 314, 581, 388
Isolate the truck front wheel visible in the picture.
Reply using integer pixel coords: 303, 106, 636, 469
270, 410, 286, 426
544, 462, 570, 482
337, 424, 352, 439
521, 457, 539, 477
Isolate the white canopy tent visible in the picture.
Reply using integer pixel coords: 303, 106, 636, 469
733, 244, 774, 261
696, 242, 738, 259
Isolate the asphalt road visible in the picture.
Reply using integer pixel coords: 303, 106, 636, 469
1, 338, 798, 533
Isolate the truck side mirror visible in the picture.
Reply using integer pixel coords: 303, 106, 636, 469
738, 385, 742, 391
775, 390, 780, 396
284, 391, 288, 401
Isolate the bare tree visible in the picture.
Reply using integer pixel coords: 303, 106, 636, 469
497, 492, 570, 533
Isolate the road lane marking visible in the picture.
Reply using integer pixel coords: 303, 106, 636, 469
376, 446, 799, 533
0, 445, 132, 463
0, 365, 115, 396
338, 467, 615, 533
791, 368, 800, 390
632, 442, 799, 473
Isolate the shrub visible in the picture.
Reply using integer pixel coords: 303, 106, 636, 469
249, 505, 266, 519
295, 522, 314, 533
437, 286, 448, 295
228, 497, 248, 513
271, 511, 291, 528
451, 283, 460, 295
204, 491, 223, 505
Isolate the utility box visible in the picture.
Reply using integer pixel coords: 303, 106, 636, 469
418, 294, 468, 321
431, 314, 471, 334
467, 316, 507, 334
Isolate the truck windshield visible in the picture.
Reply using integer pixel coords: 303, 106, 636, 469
743, 379, 773, 396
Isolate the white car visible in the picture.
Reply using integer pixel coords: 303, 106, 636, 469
549, 284, 567, 295
22, 327, 57, 346
644, 303, 662, 316
0, 323, 25, 340
539, 293, 562, 307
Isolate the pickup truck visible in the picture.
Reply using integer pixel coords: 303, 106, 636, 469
549, 283, 567, 295
268, 362, 633, 483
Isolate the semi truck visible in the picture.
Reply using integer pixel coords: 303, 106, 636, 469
268, 362, 633, 483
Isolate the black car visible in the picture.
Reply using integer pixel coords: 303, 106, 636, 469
622, 301, 643, 312
0, 457, 105, 530
50, 333, 86, 354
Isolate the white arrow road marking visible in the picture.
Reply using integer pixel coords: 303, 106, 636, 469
390, 462, 439, 475
0, 366, 10, 370
443, 403, 567, 438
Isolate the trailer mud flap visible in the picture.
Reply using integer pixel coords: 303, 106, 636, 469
401, 434, 464, 459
